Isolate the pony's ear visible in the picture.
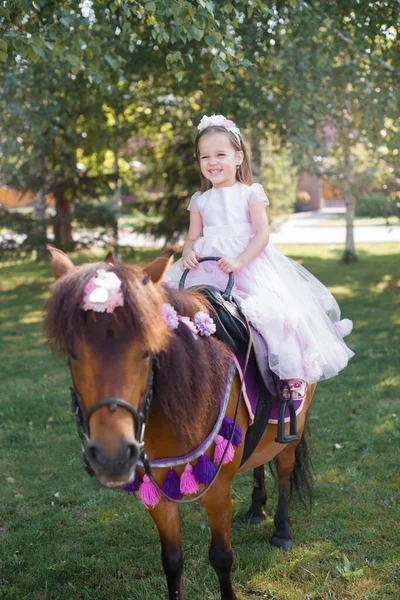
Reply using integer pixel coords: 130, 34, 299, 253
143, 248, 175, 283
47, 245, 74, 279
105, 250, 115, 264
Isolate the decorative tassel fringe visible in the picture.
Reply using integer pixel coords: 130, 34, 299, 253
123, 471, 141, 496
180, 463, 199, 495
220, 417, 243, 448
193, 455, 217, 485
162, 468, 183, 500
213, 434, 235, 465
139, 474, 161, 509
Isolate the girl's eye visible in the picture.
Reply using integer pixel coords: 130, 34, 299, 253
200, 156, 208, 160
218, 153, 225, 156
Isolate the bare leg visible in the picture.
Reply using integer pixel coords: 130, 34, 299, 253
203, 481, 237, 600
244, 465, 267, 525
150, 501, 184, 600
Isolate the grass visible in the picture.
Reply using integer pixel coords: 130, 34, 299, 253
1, 243, 399, 600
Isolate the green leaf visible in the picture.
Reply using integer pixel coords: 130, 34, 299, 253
0, 8, 11, 20
145, 1, 156, 11
0, 39, 8, 52
205, 32, 222, 47
216, 57, 228, 73
0, 50, 7, 62
189, 27, 204, 42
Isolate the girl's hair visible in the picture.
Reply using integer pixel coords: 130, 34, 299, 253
194, 126, 253, 193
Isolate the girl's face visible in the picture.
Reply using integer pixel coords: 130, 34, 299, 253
198, 132, 243, 188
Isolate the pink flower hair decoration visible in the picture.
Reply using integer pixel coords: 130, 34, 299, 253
197, 114, 241, 142
81, 269, 124, 313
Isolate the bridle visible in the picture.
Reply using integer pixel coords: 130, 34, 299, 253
69, 355, 157, 475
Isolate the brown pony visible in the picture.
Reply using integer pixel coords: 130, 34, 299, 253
45, 246, 315, 600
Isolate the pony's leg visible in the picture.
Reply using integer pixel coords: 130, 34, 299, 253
203, 482, 237, 600
150, 501, 184, 600
271, 443, 297, 552
244, 465, 267, 525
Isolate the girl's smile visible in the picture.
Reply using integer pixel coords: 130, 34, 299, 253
198, 132, 243, 188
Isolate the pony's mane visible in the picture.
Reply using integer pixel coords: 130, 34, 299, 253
44, 262, 231, 445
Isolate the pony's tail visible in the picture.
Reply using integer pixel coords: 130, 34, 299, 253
290, 413, 313, 509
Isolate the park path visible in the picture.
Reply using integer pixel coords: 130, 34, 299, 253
118, 207, 400, 248
269, 207, 400, 245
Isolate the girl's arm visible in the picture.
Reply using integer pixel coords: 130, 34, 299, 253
181, 210, 203, 270
217, 203, 269, 273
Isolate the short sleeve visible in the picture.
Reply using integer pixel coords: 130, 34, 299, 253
248, 183, 269, 206
187, 191, 201, 211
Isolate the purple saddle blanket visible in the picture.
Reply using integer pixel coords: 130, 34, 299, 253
233, 354, 305, 425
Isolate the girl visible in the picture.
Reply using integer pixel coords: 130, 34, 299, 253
164, 114, 354, 397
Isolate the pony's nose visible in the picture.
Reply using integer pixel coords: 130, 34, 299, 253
86, 441, 139, 475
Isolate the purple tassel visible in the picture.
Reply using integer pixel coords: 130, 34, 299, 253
162, 468, 183, 500
193, 455, 217, 485
220, 417, 243, 448
123, 471, 141, 496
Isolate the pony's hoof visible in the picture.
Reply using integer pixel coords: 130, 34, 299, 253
270, 535, 293, 552
245, 509, 266, 526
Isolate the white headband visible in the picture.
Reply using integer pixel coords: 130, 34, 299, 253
197, 114, 241, 143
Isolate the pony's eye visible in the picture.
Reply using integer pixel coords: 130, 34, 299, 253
69, 352, 78, 361
142, 352, 150, 360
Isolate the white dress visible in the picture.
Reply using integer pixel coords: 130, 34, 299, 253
164, 182, 354, 384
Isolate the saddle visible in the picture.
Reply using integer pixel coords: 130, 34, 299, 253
179, 257, 299, 447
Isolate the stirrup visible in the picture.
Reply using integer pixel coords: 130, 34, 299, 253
274, 377, 300, 444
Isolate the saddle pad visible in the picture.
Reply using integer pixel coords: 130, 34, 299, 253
233, 354, 305, 425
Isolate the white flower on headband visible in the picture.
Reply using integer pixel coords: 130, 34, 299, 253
197, 114, 241, 141
81, 269, 124, 313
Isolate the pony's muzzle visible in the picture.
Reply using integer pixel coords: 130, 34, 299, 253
85, 439, 140, 485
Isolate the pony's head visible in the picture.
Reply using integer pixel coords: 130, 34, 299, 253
45, 247, 175, 488
45, 248, 227, 490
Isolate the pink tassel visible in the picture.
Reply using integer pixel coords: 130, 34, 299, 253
213, 435, 235, 465
139, 474, 161, 509
180, 464, 199, 495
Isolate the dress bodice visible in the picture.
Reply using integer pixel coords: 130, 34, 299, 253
188, 182, 269, 231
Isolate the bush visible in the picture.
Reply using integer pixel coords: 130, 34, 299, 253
74, 201, 116, 230
0, 208, 44, 259
355, 194, 400, 218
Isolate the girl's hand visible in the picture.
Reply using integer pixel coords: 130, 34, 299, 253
217, 256, 243, 273
181, 250, 200, 271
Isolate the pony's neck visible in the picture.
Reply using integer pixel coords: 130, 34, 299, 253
149, 316, 231, 452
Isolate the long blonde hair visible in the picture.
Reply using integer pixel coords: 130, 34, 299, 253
194, 126, 253, 193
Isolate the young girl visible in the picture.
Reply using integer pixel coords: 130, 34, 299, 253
164, 114, 354, 397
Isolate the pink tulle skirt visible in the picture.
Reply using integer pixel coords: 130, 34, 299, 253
164, 232, 354, 384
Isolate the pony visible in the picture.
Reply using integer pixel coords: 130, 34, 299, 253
44, 246, 314, 600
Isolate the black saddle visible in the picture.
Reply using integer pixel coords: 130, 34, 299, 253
179, 257, 299, 446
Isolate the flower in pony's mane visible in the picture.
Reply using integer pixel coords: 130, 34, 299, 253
197, 114, 241, 142
81, 269, 124, 313
161, 303, 179, 330
193, 311, 217, 336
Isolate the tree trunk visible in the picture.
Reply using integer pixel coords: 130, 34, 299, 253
35, 189, 47, 260
54, 188, 74, 249
342, 196, 357, 263
251, 128, 262, 183
341, 149, 357, 264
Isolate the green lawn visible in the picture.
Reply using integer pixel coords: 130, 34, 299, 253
1, 244, 399, 600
